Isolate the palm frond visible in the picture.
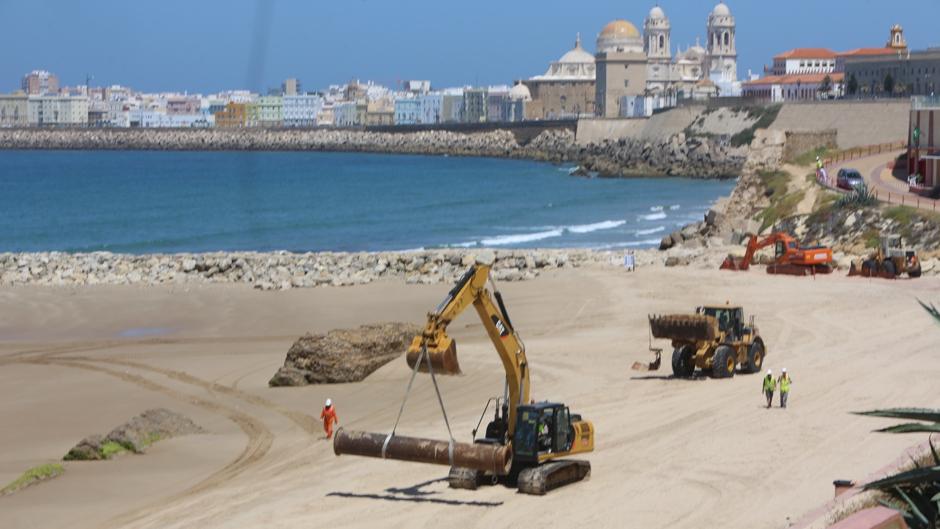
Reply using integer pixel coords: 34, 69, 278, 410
855, 409, 940, 423
918, 299, 940, 324
864, 466, 940, 490
876, 423, 940, 434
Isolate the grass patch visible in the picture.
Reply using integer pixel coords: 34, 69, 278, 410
100, 441, 129, 459
862, 228, 881, 248
1, 463, 64, 496
754, 169, 806, 231
791, 147, 831, 167
729, 105, 782, 147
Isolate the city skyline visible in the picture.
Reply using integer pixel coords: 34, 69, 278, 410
1, 0, 938, 94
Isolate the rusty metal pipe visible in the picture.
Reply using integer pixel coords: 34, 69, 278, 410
333, 428, 512, 476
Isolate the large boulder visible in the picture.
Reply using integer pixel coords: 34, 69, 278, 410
269, 322, 422, 386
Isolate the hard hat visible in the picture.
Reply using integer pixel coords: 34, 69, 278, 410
782, 367, 787, 373
325, 398, 332, 407
767, 369, 772, 375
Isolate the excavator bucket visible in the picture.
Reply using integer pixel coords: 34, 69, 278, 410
631, 348, 662, 371
333, 428, 512, 476
405, 336, 461, 375
720, 255, 748, 271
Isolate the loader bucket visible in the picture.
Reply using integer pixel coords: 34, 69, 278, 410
405, 338, 461, 375
649, 314, 718, 342
333, 428, 512, 476
720, 255, 748, 271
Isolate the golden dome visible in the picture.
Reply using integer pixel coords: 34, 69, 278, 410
599, 19, 641, 39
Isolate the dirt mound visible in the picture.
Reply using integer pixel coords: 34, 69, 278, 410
64, 408, 205, 460
269, 322, 421, 386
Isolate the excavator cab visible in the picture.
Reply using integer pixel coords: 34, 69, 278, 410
513, 403, 574, 464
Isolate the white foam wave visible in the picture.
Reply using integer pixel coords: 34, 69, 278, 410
635, 226, 665, 236
480, 229, 564, 246
568, 219, 626, 234
650, 205, 664, 212
669, 204, 681, 210
640, 212, 667, 221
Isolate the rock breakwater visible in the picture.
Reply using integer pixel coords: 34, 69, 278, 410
0, 249, 628, 290
0, 127, 744, 179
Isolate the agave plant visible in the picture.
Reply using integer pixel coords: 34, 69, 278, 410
837, 182, 879, 208
854, 408, 940, 529
919, 299, 940, 324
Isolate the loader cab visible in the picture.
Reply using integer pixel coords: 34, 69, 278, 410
512, 403, 574, 464
699, 305, 744, 341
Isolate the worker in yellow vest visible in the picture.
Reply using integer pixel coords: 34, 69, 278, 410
777, 368, 792, 409
762, 369, 776, 409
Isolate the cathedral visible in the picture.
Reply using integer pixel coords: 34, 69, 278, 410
515, 2, 740, 119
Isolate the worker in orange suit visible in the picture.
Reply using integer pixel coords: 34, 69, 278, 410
320, 398, 339, 439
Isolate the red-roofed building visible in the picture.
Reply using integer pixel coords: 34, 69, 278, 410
770, 48, 837, 75
742, 72, 844, 102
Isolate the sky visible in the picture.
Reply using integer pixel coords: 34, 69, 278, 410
1, 0, 938, 94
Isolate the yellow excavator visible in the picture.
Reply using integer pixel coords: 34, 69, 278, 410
333, 257, 594, 495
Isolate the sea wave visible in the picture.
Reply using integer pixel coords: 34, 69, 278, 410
567, 219, 626, 234
650, 205, 664, 212
669, 204, 681, 210
480, 229, 565, 246
640, 212, 667, 221
635, 226, 665, 236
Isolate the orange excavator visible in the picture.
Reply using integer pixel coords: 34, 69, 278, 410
720, 232, 833, 275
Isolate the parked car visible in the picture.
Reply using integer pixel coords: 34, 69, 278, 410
836, 168, 865, 190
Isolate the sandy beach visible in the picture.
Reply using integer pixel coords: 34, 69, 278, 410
2, 264, 939, 529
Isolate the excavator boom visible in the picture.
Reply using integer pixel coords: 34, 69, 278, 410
721, 232, 832, 275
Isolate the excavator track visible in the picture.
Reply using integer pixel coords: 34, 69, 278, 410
448, 466, 497, 490
517, 460, 591, 495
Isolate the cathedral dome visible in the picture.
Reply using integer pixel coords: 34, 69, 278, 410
712, 2, 731, 16
649, 6, 666, 20
596, 19, 643, 53
558, 35, 595, 64
509, 82, 531, 101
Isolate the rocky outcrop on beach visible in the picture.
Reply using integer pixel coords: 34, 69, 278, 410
64, 408, 205, 461
0, 249, 609, 289
572, 133, 747, 179
269, 322, 422, 386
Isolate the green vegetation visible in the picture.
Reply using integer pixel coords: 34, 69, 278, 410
99, 440, 129, 459
863, 228, 882, 249
853, 408, 940, 529
836, 182, 878, 209
918, 299, 940, 324
754, 170, 804, 231
847, 74, 859, 95
729, 105, 782, 147
792, 147, 832, 167
1, 463, 64, 496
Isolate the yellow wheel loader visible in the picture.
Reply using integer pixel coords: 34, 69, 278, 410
634, 304, 766, 378
334, 257, 594, 495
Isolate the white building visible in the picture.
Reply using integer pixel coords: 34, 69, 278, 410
770, 49, 837, 75
706, 2, 738, 93
283, 95, 322, 127
27, 96, 89, 126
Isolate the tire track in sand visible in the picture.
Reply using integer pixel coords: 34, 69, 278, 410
22, 357, 274, 529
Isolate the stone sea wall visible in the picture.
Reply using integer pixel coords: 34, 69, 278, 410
0, 249, 660, 290
0, 127, 744, 179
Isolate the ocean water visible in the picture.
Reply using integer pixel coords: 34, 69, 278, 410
0, 150, 735, 253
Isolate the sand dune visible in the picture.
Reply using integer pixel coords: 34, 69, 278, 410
1, 266, 938, 529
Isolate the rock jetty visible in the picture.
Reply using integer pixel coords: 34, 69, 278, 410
0, 127, 744, 179
0, 249, 629, 290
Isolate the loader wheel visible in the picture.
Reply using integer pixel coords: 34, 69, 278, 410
881, 259, 897, 279
909, 264, 922, 278
746, 340, 765, 374
712, 345, 736, 378
861, 260, 877, 277
671, 345, 695, 378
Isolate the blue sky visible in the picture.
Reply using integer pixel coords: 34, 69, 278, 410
1, 0, 937, 94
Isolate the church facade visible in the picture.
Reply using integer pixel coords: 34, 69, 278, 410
516, 2, 741, 119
